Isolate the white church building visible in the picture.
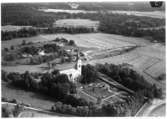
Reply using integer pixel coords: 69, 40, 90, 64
60, 57, 82, 83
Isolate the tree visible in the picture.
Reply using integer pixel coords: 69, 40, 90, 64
52, 69, 60, 76
13, 104, 24, 117
102, 104, 118, 116
4, 48, 9, 52
2, 105, 13, 117
21, 40, 26, 45
81, 64, 98, 84
70, 83, 77, 94
10, 45, 14, 50
56, 74, 69, 83
54, 101, 63, 112
68, 40, 75, 46
2, 70, 9, 82
23, 71, 33, 89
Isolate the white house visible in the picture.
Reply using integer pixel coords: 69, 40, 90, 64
38, 50, 45, 56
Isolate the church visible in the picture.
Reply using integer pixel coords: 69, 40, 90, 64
60, 55, 82, 83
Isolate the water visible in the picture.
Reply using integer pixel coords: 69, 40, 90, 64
38, 9, 96, 14
39, 9, 165, 19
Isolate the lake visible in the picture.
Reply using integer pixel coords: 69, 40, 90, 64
39, 9, 165, 19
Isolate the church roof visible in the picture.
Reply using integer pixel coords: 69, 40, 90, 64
60, 68, 80, 75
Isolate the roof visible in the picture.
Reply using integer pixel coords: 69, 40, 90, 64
60, 68, 80, 75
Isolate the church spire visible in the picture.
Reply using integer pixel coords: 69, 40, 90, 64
77, 47, 80, 60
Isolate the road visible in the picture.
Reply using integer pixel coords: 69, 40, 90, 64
135, 99, 165, 117
2, 102, 72, 117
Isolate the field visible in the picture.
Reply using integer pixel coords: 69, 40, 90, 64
145, 61, 165, 78
111, 11, 165, 19
2, 33, 149, 49
2, 35, 49, 49
1, 25, 33, 32
2, 33, 165, 80
2, 33, 146, 74
18, 111, 53, 117
39, 33, 145, 49
2, 82, 56, 110
54, 19, 99, 28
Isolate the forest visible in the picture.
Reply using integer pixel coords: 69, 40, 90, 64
2, 4, 165, 42
2, 63, 162, 116
80, 64, 162, 99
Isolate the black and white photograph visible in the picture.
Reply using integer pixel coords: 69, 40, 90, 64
1, 0, 166, 117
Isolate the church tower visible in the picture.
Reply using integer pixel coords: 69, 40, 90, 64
76, 50, 82, 75
77, 58, 82, 75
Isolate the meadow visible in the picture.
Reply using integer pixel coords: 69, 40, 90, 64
2, 33, 165, 81
54, 19, 99, 28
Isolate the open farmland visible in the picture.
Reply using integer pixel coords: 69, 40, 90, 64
40, 33, 142, 49
1, 25, 33, 32
18, 111, 53, 117
110, 11, 165, 19
145, 61, 165, 78
1, 33, 149, 49
2, 35, 49, 49
2, 33, 145, 73
54, 19, 99, 28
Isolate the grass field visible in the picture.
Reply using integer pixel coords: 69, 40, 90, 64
111, 11, 165, 19
40, 33, 148, 49
1, 25, 33, 32
2, 33, 148, 49
2, 82, 56, 110
18, 111, 53, 117
2, 35, 48, 49
54, 19, 99, 28
145, 61, 165, 78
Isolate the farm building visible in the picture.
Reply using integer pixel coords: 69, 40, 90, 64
53, 19, 99, 32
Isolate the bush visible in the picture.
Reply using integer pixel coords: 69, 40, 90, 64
2, 97, 8, 102
68, 40, 75, 46
10, 99, 17, 103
